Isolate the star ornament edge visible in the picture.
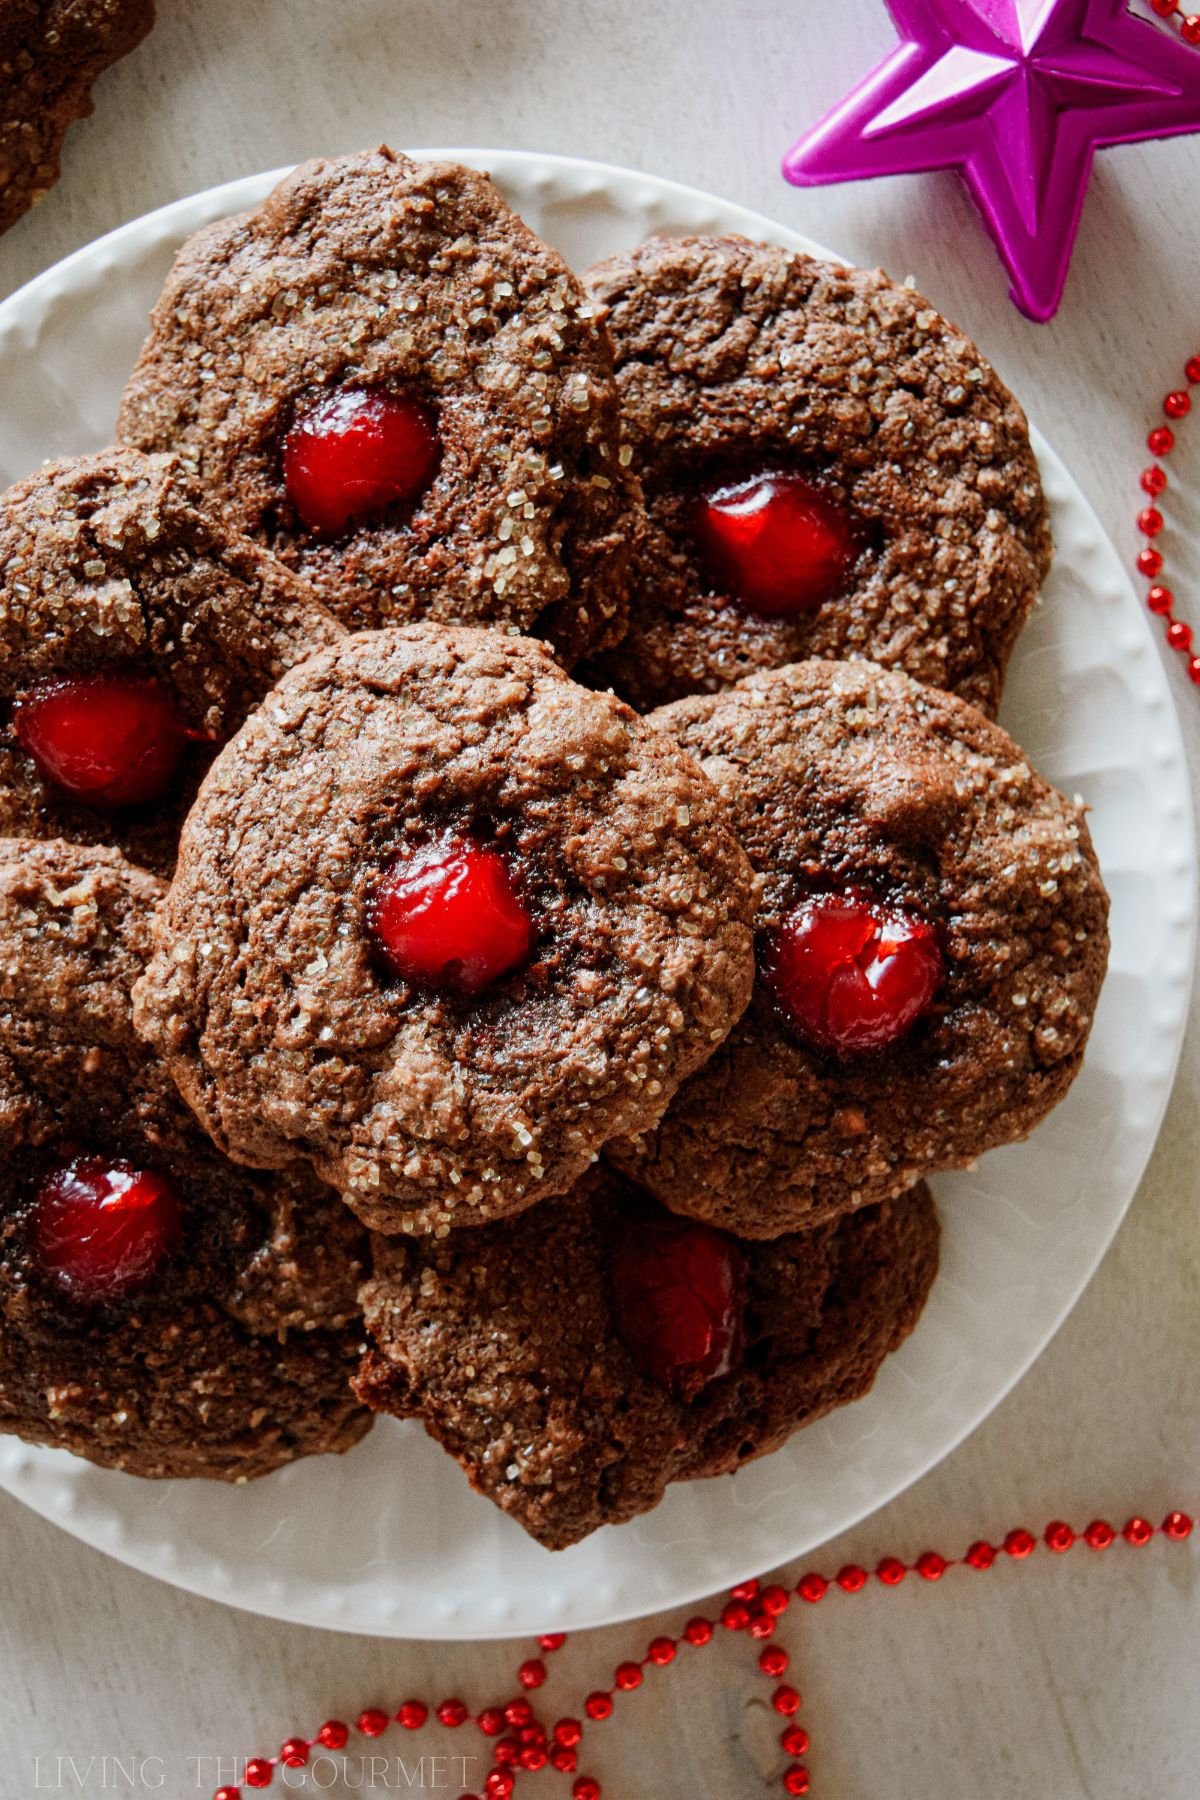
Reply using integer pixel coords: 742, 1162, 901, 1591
781, 0, 1200, 322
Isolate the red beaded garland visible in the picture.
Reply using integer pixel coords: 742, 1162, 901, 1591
218, 1498, 1200, 1800
539, 1632, 568, 1653
518, 1659, 547, 1690
722, 1599, 752, 1630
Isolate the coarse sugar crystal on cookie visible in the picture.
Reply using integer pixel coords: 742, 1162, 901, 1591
580, 234, 1051, 714
132, 625, 758, 1235
117, 147, 643, 660
605, 658, 1109, 1237
0, 447, 343, 875
0, 837, 371, 1480
354, 1164, 939, 1549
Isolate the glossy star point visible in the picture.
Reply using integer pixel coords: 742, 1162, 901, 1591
783, 0, 1200, 320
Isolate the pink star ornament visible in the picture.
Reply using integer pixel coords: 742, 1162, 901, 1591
784, 0, 1200, 320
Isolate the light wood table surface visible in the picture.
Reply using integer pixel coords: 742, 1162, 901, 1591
1, 3, 1198, 1795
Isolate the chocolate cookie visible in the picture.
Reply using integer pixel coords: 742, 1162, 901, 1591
606, 659, 1109, 1236
581, 235, 1051, 715
133, 625, 757, 1235
117, 147, 643, 659
0, 837, 371, 1480
0, 447, 343, 875
355, 1165, 939, 1549
0, 0, 154, 235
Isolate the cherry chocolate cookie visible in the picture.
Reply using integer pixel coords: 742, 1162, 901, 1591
117, 147, 642, 659
355, 1164, 939, 1549
582, 235, 1051, 714
133, 625, 757, 1235
0, 447, 343, 875
0, 0, 155, 236
606, 659, 1109, 1236
0, 837, 371, 1480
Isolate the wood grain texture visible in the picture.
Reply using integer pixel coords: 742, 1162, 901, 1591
0, 2, 1198, 1794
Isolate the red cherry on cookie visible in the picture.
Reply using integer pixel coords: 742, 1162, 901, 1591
693, 471, 860, 617
371, 840, 534, 998
284, 387, 440, 534
611, 1214, 745, 1394
765, 893, 942, 1055
32, 1157, 182, 1301
12, 674, 190, 808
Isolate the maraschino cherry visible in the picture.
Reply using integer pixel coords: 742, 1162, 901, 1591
693, 471, 860, 617
12, 673, 191, 808
371, 839, 534, 998
611, 1213, 745, 1394
33, 1157, 182, 1301
765, 892, 942, 1055
283, 387, 440, 534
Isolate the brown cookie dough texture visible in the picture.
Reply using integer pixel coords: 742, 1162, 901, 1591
0, 0, 154, 235
133, 626, 757, 1235
581, 235, 1051, 715
117, 147, 643, 660
606, 660, 1109, 1236
355, 1165, 939, 1549
0, 447, 343, 874
0, 837, 371, 1480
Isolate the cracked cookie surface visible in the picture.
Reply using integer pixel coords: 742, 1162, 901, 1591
0, 447, 342, 874
356, 1164, 939, 1548
606, 659, 1109, 1235
133, 625, 757, 1235
582, 235, 1050, 714
118, 147, 643, 660
0, 837, 371, 1480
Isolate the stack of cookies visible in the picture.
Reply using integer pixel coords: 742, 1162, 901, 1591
0, 149, 1108, 1549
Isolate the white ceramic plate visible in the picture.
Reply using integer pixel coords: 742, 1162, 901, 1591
0, 152, 1192, 1640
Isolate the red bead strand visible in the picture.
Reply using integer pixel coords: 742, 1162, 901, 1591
1136, 354, 1200, 676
